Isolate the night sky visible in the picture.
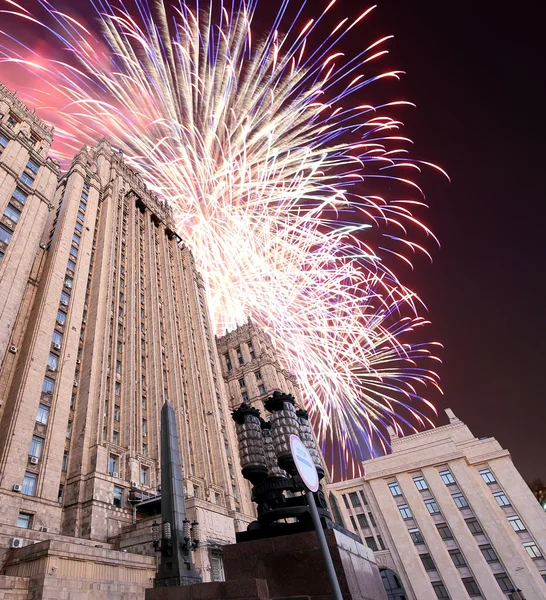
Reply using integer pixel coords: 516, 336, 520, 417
367, 0, 546, 482
2, 1, 544, 481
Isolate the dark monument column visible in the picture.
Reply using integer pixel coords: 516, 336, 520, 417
154, 401, 201, 587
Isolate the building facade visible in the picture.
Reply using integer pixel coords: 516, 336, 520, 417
0, 83, 254, 581
329, 409, 546, 600
216, 320, 302, 413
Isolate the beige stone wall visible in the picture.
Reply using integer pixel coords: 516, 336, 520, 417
0, 93, 255, 570
329, 409, 546, 600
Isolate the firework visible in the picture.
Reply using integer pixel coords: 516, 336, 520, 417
0, 0, 445, 478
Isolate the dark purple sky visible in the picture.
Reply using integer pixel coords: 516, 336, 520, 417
367, 0, 545, 482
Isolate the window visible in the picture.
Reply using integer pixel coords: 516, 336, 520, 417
524, 542, 542, 559
359, 491, 368, 505
437, 524, 453, 540
462, 578, 480, 597
140, 466, 149, 485
12, 187, 28, 204
368, 512, 377, 527
377, 535, 385, 550
452, 493, 469, 509
493, 492, 510, 507
72, 232, 80, 245
17, 512, 33, 529
479, 544, 498, 562
26, 158, 39, 174
255, 370, 262, 380
56, 310, 66, 326
36, 404, 50, 425
74, 221, 83, 232
210, 551, 225, 582
238, 378, 245, 389
113, 486, 123, 507
432, 582, 449, 599
241, 391, 248, 402
60, 291, 70, 304
225, 353, 232, 371
20, 171, 34, 186
0, 133, 8, 148
342, 495, 350, 509
439, 469, 455, 485
420, 553, 435, 571
350, 516, 357, 531
79, 200, 86, 212
115, 382, 121, 396
349, 492, 361, 508
113, 430, 119, 445
449, 549, 466, 567
117, 340, 122, 353
388, 482, 402, 497
465, 518, 483, 535
4, 203, 21, 223
42, 377, 54, 394
258, 383, 266, 395
494, 573, 512, 593
365, 537, 378, 551
67, 259, 76, 272
357, 514, 369, 529
508, 515, 526, 532
142, 419, 147, 436
479, 468, 496, 484
0, 223, 13, 245
77, 210, 85, 222
114, 405, 120, 421
52, 330, 63, 346
66, 420, 72, 439
29, 435, 44, 459
236, 346, 243, 365
142, 443, 148, 457
64, 275, 73, 289
248, 342, 255, 360
62, 451, 69, 472
399, 504, 412, 520
425, 499, 440, 515
409, 528, 424, 544
22, 472, 37, 496
108, 455, 118, 474
116, 360, 122, 374
413, 476, 428, 491
193, 485, 200, 498
0, 249, 4, 263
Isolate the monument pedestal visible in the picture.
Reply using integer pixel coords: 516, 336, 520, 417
145, 528, 387, 600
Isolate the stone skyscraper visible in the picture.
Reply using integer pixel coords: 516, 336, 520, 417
0, 83, 253, 569
216, 320, 303, 413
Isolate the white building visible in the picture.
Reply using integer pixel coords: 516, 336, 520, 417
328, 409, 546, 600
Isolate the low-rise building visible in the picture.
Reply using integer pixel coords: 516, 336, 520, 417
329, 409, 546, 600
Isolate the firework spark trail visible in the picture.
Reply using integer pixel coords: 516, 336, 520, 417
0, 0, 446, 478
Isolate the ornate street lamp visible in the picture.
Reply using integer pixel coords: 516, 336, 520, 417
232, 391, 333, 540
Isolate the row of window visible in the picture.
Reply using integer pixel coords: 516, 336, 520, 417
0, 186, 28, 264
225, 341, 256, 371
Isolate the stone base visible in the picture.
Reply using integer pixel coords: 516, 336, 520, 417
146, 528, 387, 600
2, 538, 155, 599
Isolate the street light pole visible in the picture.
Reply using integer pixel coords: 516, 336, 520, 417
305, 489, 343, 600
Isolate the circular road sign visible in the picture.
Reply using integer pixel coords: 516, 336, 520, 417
290, 434, 319, 492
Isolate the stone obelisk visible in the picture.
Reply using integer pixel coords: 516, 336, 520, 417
154, 401, 201, 587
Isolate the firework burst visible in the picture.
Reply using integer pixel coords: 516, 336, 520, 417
0, 0, 446, 478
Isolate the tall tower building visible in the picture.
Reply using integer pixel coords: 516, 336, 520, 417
0, 84, 253, 570
216, 320, 302, 413
0, 83, 59, 368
